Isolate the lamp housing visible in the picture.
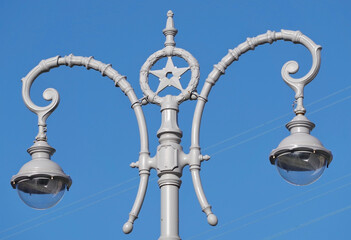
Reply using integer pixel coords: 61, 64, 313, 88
269, 115, 332, 186
11, 141, 72, 209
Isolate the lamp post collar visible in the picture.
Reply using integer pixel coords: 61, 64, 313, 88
286, 114, 315, 134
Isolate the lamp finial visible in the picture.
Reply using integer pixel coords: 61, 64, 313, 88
163, 10, 178, 47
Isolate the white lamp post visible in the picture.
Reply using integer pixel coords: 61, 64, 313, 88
11, 10, 332, 240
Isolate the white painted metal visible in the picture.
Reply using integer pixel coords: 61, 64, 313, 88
11, 140, 72, 189
11, 10, 333, 240
269, 114, 332, 165
191, 30, 322, 152
17, 54, 151, 230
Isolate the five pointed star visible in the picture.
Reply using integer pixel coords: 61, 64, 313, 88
150, 57, 189, 94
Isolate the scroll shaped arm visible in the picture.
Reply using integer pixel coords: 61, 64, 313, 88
21, 54, 151, 231
191, 29, 322, 149
22, 56, 61, 141
22, 54, 149, 149
190, 30, 321, 225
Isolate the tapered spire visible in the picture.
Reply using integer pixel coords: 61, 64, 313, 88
163, 10, 178, 47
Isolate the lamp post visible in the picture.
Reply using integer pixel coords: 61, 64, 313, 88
10, 10, 332, 240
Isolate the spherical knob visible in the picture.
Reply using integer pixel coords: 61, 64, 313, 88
141, 99, 149, 105
207, 213, 218, 226
190, 93, 198, 100
123, 222, 133, 234
130, 162, 138, 168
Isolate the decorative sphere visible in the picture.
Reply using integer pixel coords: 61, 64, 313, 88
16, 177, 66, 209
275, 151, 327, 186
207, 213, 218, 226
123, 222, 133, 234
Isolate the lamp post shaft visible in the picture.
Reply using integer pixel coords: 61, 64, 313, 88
157, 96, 183, 240
159, 174, 181, 240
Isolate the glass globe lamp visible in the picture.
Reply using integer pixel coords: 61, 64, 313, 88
16, 177, 67, 209
11, 141, 72, 209
275, 151, 327, 185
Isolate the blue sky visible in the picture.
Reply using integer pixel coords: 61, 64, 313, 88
1, 1, 351, 239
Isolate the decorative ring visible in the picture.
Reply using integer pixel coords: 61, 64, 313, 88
139, 47, 200, 105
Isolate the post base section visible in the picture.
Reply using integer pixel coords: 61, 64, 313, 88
159, 236, 181, 240
158, 173, 182, 240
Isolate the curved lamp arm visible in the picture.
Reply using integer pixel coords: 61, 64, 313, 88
190, 165, 218, 226
21, 54, 150, 233
189, 30, 321, 223
123, 171, 149, 233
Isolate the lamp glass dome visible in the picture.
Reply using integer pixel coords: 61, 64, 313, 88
16, 177, 66, 209
275, 151, 327, 186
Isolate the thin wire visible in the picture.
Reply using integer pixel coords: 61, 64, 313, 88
184, 173, 351, 240
0, 177, 157, 240
210, 125, 284, 156
306, 84, 351, 106
203, 84, 351, 151
204, 182, 351, 240
263, 204, 351, 240
308, 95, 351, 115
0, 184, 140, 240
3, 85, 351, 239
185, 94, 351, 239
210, 94, 351, 157
202, 115, 290, 151
0, 176, 139, 235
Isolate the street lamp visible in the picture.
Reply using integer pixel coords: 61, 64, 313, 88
10, 10, 332, 240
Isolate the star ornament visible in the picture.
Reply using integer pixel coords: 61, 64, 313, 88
149, 57, 190, 94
